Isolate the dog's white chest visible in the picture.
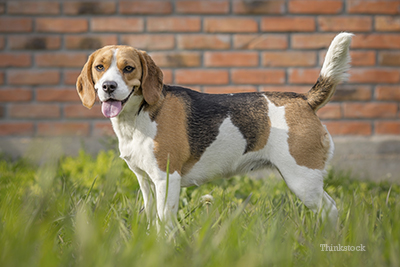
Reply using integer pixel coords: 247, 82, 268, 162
111, 113, 158, 174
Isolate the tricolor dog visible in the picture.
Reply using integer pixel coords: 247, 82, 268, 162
76, 33, 353, 229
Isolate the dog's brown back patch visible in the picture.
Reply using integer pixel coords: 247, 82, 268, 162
264, 92, 330, 170
153, 93, 191, 175
286, 104, 330, 170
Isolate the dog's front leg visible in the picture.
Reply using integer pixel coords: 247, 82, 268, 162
133, 169, 156, 224
152, 172, 182, 232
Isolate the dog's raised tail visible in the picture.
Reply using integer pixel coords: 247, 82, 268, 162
306, 32, 353, 111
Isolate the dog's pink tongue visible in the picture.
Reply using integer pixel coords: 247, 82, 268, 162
101, 100, 122, 118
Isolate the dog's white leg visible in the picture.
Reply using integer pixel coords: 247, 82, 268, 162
152, 172, 182, 231
133, 170, 156, 223
322, 190, 338, 226
276, 166, 338, 227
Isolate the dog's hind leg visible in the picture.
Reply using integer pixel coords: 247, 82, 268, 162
275, 165, 338, 227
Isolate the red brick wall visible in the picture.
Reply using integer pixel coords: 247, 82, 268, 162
1, 0, 400, 138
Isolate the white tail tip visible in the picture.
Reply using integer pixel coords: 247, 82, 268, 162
320, 32, 353, 84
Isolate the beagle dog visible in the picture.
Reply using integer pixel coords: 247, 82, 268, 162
77, 33, 353, 230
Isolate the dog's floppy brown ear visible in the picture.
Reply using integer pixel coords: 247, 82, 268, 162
76, 51, 97, 109
138, 50, 163, 105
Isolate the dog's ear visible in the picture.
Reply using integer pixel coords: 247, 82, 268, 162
137, 50, 163, 105
76, 51, 97, 109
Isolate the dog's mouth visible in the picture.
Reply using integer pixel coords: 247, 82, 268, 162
101, 88, 135, 118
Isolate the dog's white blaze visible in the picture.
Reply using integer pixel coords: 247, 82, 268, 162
181, 117, 247, 187
96, 49, 132, 102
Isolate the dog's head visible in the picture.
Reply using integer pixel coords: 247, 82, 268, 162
76, 45, 163, 118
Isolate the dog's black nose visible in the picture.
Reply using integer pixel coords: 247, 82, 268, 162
102, 81, 117, 94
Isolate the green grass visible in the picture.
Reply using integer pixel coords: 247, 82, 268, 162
0, 149, 399, 267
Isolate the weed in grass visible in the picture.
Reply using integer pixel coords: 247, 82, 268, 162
0, 150, 399, 267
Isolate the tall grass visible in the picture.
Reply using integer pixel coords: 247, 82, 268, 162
0, 150, 399, 267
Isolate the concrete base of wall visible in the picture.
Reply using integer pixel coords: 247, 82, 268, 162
1, 136, 399, 183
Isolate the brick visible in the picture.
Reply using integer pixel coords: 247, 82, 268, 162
0, 37, 4, 50
349, 51, 376, 66
203, 86, 257, 94
0, 53, 31, 67
119, 1, 172, 14
175, 70, 229, 85
148, 17, 201, 32
288, 68, 320, 84
0, 88, 32, 102
233, 0, 285, 14
289, 0, 342, 14
0, 18, 32, 32
332, 85, 372, 101
352, 34, 400, 49
121, 34, 175, 50
291, 34, 336, 49
204, 52, 259, 67
262, 51, 316, 67
92, 18, 143, 32
35, 53, 88, 68
8, 1, 59, 15
36, 87, 80, 102
8, 35, 61, 50
232, 69, 285, 84
66, 35, 117, 50
375, 16, 400, 31
319, 50, 376, 66
344, 103, 398, 119
323, 121, 372, 136
150, 52, 201, 67
37, 122, 90, 136
375, 121, 400, 135
9, 104, 60, 119
8, 70, 60, 85
64, 104, 103, 119
376, 86, 400, 101
64, 2, 116, 15
176, 0, 229, 14
162, 69, 173, 84
64, 70, 80, 85
0, 3, 4, 13
316, 103, 342, 119
261, 17, 315, 32
204, 18, 258, 33
318, 16, 372, 32
178, 34, 230, 50
234, 34, 288, 50
260, 85, 310, 94
0, 72, 3, 84
36, 18, 88, 33
93, 122, 114, 136
379, 51, 400, 66
348, 68, 400, 84
0, 123, 34, 136
347, 0, 400, 14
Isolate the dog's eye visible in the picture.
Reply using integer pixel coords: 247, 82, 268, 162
123, 66, 135, 73
95, 64, 104, 71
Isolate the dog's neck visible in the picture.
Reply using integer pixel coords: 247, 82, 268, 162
110, 94, 161, 141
